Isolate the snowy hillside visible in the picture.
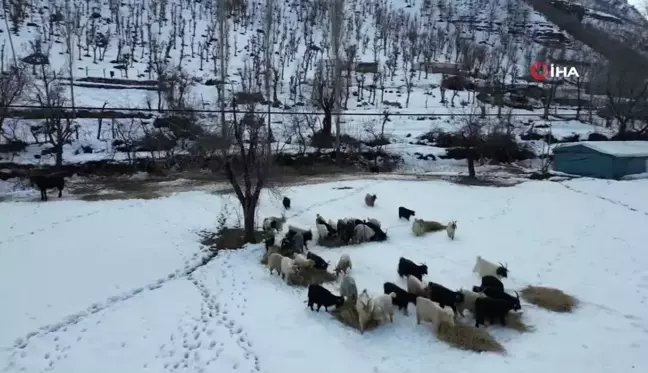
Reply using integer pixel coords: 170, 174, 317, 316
2, 178, 648, 373
0, 0, 646, 173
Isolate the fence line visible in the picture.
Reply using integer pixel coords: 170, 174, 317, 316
5, 105, 572, 117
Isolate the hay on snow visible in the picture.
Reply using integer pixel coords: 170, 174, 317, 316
286, 267, 337, 287
436, 320, 506, 353
520, 286, 578, 313
331, 300, 380, 332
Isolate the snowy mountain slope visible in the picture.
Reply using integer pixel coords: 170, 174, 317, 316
1, 178, 648, 373
0, 0, 644, 171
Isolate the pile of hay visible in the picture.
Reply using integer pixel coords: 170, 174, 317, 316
331, 301, 380, 332
501, 312, 533, 332
436, 321, 505, 353
412, 219, 446, 236
287, 267, 337, 287
317, 235, 350, 248
520, 286, 578, 313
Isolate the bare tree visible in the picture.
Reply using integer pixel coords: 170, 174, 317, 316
605, 70, 648, 135
330, 0, 345, 163
221, 74, 273, 242
0, 63, 28, 134
458, 107, 486, 179
31, 67, 78, 167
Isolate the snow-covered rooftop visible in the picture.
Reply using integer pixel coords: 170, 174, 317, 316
555, 141, 648, 157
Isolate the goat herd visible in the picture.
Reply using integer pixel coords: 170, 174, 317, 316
261, 193, 522, 335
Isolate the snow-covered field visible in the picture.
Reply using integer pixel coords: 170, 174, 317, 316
2, 178, 648, 373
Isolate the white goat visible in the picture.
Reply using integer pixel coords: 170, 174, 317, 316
355, 289, 373, 334
416, 296, 455, 330
316, 224, 330, 238
367, 218, 381, 227
293, 253, 315, 269
340, 275, 358, 304
372, 293, 396, 323
334, 253, 352, 276
280, 256, 299, 281
263, 214, 286, 231
473, 255, 509, 279
407, 275, 427, 296
267, 253, 284, 275
446, 220, 457, 240
353, 224, 375, 244
456, 289, 485, 316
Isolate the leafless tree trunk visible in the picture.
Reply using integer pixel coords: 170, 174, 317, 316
330, 0, 344, 164
0, 63, 28, 135
63, 0, 76, 129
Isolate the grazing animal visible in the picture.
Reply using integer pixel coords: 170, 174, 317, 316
363, 221, 387, 241
364, 193, 377, 207
411, 219, 446, 237
398, 206, 415, 221
280, 257, 299, 280
480, 288, 522, 311
355, 289, 373, 333
293, 253, 315, 269
352, 224, 375, 244
383, 282, 418, 315
474, 296, 517, 328
337, 219, 355, 245
316, 224, 330, 238
334, 253, 352, 276
367, 218, 381, 227
340, 275, 358, 304
307, 284, 344, 312
407, 275, 428, 297
398, 257, 428, 281
416, 296, 455, 329
306, 252, 329, 270
288, 225, 313, 247
30, 174, 64, 201
267, 253, 284, 275
264, 228, 277, 251
475, 275, 505, 293
456, 289, 486, 316
446, 220, 457, 240
473, 256, 509, 279
372, 293, 397, 323
263, 214, 286, 231
426, 281, 465, 316
292, 231, 307, 253
283, 196, 291, 209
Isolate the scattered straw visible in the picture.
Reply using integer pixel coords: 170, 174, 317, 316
421, 220, 447, 232
491, 312, 533, 332
331, 301, 380, 332
436, 320, 505, 353
520, 286, 578, 313
287, 267, 337, 287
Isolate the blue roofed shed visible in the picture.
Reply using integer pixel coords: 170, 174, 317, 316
552, 141, 648, 179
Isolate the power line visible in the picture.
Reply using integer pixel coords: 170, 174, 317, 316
5, 104, 572, 117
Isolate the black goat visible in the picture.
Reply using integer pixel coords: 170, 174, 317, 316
474, 297, 517, 327
397, 257, 428, 281
306, 252, 328, 270
264, 234, 275, 252
427, 281, 465, 316
474, 275, 504, 293
283, 196, 291, 209
383, 282, 417, 315
481, 287, 521, 311
364, 221, 386, 241
398, 206, 415, 221
307, 284, 344, 311
336, 219, 355, 244
30, 174, 65, 201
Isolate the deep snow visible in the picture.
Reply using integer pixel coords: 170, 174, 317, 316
2, 178, 648, 373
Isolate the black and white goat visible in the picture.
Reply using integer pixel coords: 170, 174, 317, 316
426, 281, 465, 316
398, 257, 428, 281
383, 282, 417, 315
398, 206, 415, 221
307, 284, 344, 312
